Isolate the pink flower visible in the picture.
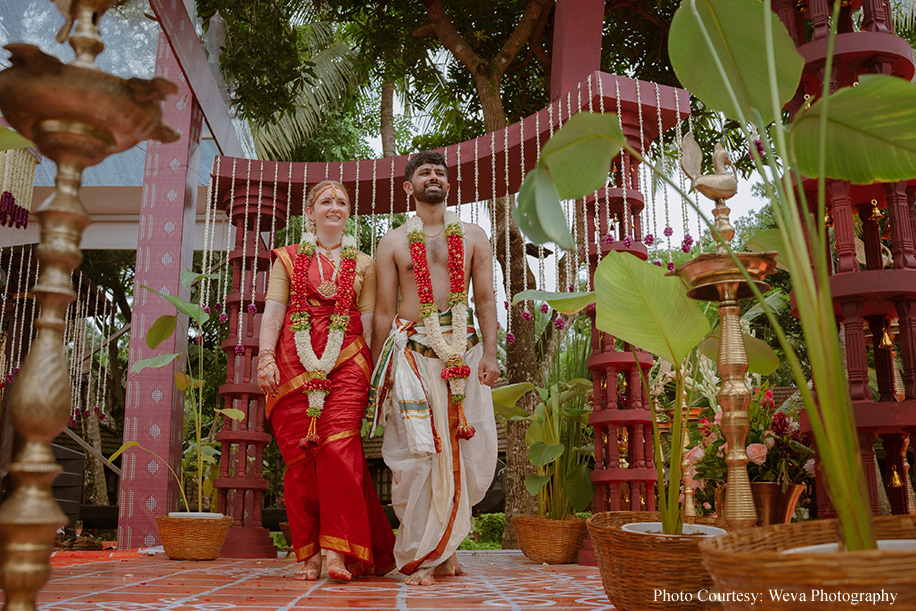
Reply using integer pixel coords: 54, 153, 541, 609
540, 303, 549, 314
667, 262, 675, 271
718, 442, 728, 457
698, 416, 714, 438
746, 443, 768, 465
714, 411, 723, 425
521, 311, 532, 321
219, 313, 229, 323
686, 445, 706, 466
553, 318, 566, 330
703, 502, 711, 510
506, 333, 515, 344
804, 458, 816, 475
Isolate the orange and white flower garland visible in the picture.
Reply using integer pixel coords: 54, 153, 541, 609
290, 230, 358, 447
406, 210, 475, 440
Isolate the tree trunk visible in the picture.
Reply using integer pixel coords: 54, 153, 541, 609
380, 81, 397, 157
84, 412, 110, 505
107, 340, 126, 422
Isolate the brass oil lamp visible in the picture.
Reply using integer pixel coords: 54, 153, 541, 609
0, 2, 177, 609
671, 133, 778, 530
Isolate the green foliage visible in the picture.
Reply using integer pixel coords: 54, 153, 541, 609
197, 1, 321, 123
457, 538, 502, 550
0, 125, 33, 150
790, 75, 916, 183
512, 290, 594, 315
666, 0, 916, 550
699, 328, 780, 376
110, 269, 243, 513
594, 251, 710, 366
492, 376, 594, 519
516, 113, 624, 250
473, 513, 505, 544
668, 0, 803, 125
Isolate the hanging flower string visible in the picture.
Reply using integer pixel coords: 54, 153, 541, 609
405, 211, 475, 441
290, 230, 358, 448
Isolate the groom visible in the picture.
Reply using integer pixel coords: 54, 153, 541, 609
371, 151, 499, 585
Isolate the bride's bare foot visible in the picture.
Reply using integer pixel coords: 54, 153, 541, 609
405, 566, 435, 586
433, 553, 465, 577
293, 554, 321, 581
327, 551, 352, 582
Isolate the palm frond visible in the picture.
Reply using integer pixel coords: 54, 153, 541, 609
254, 38, 359, 160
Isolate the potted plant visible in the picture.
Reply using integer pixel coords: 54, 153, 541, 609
491, 374, 594, 564
691, 384, 815, 525
110, 270, 244, 560
516, 0, 916, 603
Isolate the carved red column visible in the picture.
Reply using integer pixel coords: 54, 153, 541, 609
784, 0, 916, 517
118, 33, 203, 549
215, 161, 289, 557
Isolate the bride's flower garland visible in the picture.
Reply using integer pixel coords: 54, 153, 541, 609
290, 230, 358, 448
406, 210, 475, 440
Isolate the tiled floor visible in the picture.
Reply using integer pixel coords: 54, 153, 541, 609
12, 550, 612, 610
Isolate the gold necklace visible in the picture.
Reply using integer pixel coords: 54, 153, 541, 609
316, 251, 340, 299
317, 238, 342, 251
424, 225, 445, 239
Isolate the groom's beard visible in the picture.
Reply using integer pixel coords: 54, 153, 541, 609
416, 184, 446, 204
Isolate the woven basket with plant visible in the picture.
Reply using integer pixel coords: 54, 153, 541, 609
699, 514, 916, 610
587, 511, 728, 611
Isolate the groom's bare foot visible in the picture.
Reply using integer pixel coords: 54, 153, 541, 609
293, 553, 321, 581
433, 553, 465, 577
405, 566, 435, 586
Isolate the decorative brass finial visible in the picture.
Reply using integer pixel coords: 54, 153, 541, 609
0, 2, 177, 609
681, 132, 737, 254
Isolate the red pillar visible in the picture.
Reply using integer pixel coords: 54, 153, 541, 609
118, 33, 203, 548
215, 168, 289, 557
550, 0, 605, 101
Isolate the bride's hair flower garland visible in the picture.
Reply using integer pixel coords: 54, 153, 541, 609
406, 210, 475, 440
290, 228, 358, 448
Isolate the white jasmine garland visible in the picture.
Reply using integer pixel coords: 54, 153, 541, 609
293, 233, 356, 376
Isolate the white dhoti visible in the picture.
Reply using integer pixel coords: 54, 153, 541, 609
369, 314, 497, 574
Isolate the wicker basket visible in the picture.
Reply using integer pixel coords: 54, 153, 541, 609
700, 514, 916, 610
156, 514, 233, 561
512, 515, 587, 564
587, 511, 728, 611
